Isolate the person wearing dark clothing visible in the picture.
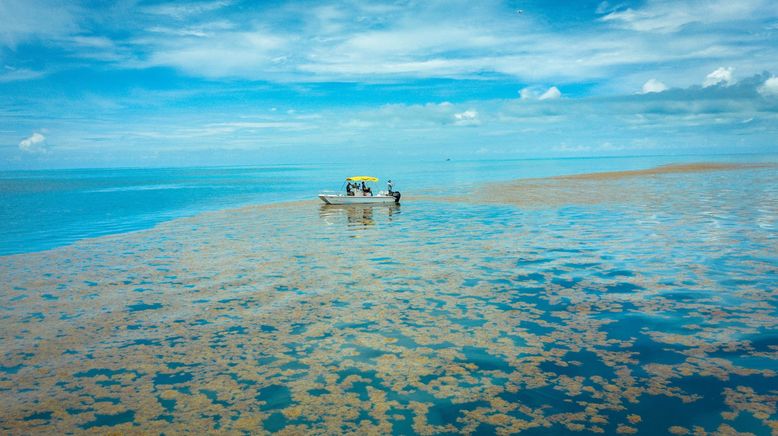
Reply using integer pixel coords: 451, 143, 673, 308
361, 181, 372, 196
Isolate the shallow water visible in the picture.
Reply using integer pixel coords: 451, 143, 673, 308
1, 155, 774, 255
1, 165, 777, 434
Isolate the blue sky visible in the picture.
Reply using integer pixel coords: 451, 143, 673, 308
1, 0, 777, 168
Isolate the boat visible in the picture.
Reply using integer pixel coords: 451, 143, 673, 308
318, 176, 401, 205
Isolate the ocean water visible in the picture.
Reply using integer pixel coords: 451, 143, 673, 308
1, 157, 777, 434
1, 154, 774, 255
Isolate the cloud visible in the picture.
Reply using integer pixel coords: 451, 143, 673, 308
4, 74, 777, 167
758, 77, 778, 97
3, 1, 778, 169
453, 109, 480, 126
1, 0, 775, 90
641, 78, 668, 93
595, 1, 618, 15
142, 1, 233, 20
68, 35, 114, 49
519, 86, 561, 100
552, 141, 627, 153
144, 30, 289, 79
539, 86, 562, 100
0, 66, 46, 82
0, 0, 79, 47
598, 0, 775, 33
519, 87, 536, 100
18, 132, 48, 153
146, 20, 235, 38
23, 0, 752, 87
703, 67, 734, 87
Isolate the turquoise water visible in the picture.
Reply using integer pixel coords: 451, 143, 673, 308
0, 157, 777, 434
1, 154, 774, 255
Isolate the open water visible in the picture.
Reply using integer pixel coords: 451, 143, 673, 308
1, 154, 773, 255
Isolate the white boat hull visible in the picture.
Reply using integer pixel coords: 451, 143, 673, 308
318, 194, 397, 205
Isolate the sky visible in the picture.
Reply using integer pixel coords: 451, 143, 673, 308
1, 0, 777, 169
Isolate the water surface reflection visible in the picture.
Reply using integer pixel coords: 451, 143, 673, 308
319, 203, 400, 229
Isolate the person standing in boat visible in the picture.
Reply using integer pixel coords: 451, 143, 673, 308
387, 180, 393, 194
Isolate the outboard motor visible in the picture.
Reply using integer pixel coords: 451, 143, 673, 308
392, 191, 401, 203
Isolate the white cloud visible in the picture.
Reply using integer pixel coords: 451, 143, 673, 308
0, 0, 776, 122
18, 132, 48, 153
641, 78, 668, 93
520, 86, 561, 100
453, 109, 480, 126
553, 143, 592, 152
146, 21, 235, 38
144, 30, 289, 79
595, 1, 617, 15
211, 121, 311, 131
519, 87, 536, 99
119, 1, 764, 84
0, 66, 46, 82
539, 86, 562, 100
5, 75, 778, 167
553, 141, 627, 152
1, 0, 771, 89
0, 0, 79, 47
599, 0, 775, 33
703, 67, 734, 87
143, 1, 232, 20
454, 110, 478, 119
758, 77, 778, 97
68, 35, 114, 49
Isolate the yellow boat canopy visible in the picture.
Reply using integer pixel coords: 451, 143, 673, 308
346, 176, 378, 182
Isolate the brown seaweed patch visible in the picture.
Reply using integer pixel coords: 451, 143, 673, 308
474, 163, 775, 208
549, 163, 770, 181
411, 162, 776, 208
